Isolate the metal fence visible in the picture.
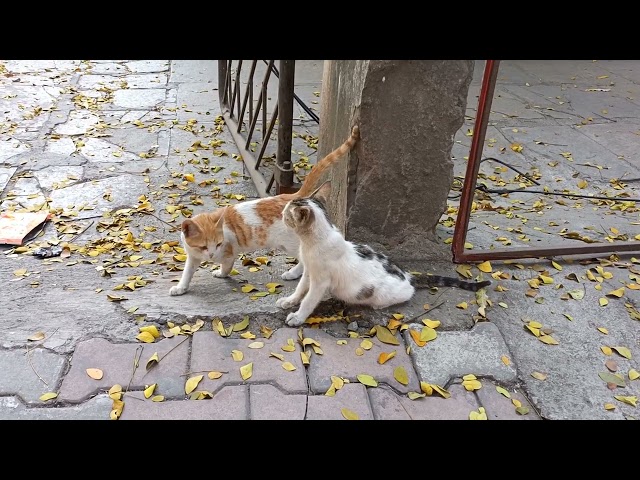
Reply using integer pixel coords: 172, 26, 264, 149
218, 60, 319, 197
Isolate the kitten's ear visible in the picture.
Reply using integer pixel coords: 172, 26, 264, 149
293, 206, 313, 227
214, 207, 227, 231
182, 219, 201, 238
310, 180, 331, 203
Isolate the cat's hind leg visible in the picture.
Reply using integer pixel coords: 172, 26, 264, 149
213, 255, 235, 278
281, 260, 304, 280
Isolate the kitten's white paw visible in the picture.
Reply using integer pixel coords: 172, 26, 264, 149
170, 285, 187, 296
276, 296, 298, 309
281, 269, 302, 281
286, 311, 306, 327
213, 270, 228, 278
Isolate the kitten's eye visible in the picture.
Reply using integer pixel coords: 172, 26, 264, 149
216, 242, 223, 248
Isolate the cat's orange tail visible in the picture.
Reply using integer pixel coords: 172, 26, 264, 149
295, 125, 359, 197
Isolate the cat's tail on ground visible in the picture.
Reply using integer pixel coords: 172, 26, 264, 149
296, 125, 359, 197
411, 273, 491, 292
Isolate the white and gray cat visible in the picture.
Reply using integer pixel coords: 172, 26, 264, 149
276, 182, 491, 326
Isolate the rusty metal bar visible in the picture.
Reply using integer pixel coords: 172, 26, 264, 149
225, 60, 233, 111
263, 60, 320, 124
274, 60, 295, 194
245, 60, 274, 150
237, 60, 258, 133
451, 60, 640, 262
262, 80, 267, 141
230, 60, 242, 117
221, 112, 270, 198
218, 59, 228, 107
255, 104, 278, 169
452, 60, 500, 262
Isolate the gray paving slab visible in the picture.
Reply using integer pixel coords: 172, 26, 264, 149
406, 322, 517, 387
190, 329, 308, 395
169, 60, 219, 85
119, 386, 248, 420
32, 166, 84, 190
0, 394, 112, 420
303, 328, 421, 395
124, 60, 170, 74
176, 83, 220, 122
250, 384, 307, 420
54, 111, 101, 135
475, 381, 542, 420
47, 173, 149, 218
112, 89, 166, 109
369, 384, 479, 420
58, 335, 190, 402
0, 167, 17, 192
0, 348, 68, 404
0, 138, 30, 161
306, 383, 374, 420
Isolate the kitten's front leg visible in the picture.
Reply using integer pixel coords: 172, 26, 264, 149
281, 261, 304, 280
286, 278, 329, 327
213, 254, 235, 278
276, 270, 309, 309
170, 254, 199, 296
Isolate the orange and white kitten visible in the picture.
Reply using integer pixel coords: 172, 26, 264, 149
169, 125, 359, 296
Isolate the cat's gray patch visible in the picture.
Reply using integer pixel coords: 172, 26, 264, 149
356, 285, 375, 300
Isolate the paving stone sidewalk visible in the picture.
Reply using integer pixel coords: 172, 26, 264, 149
1, 60, 639, 420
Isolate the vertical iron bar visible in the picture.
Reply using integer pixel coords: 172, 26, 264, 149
262, 81, 267, 140
230, 60, 243, 117
255, 104, 278, 169
218, 60, 228, 108
275, 60, 295, 194
245, 60, 274, 150
238, 60, 258, 133
452, 60, 500, 262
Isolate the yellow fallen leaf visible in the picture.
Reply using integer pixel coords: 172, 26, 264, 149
282, 362, 297, 371
604, 403, 616, 410
341, 408, 359, 420
409, 329, 426, 347
378, 351, 396, 365
577, 179, 588, 189
184, 173, 195, 182
551, 261, 563, 271
360, 339, 373, 350
408, 391, 426, 400
28, 331, 45, 341
108, 384, 122, 400
208, 371, 223, 380
185, 375, 203, 394
86, 368, 103, 380
422, 319, 441, 329
531, 371, 547, 381
241, 284, 257, 293
614, 395, 637, 407
510, 143, 523, 153
496, 386, 511, 398
300, 351, 310, 365
233, 316, 250, 331
420, 382, 433, 395
601, 346, 613, 355
539, 335, 559, 345
139, 325, 160, 338
469, 407, 488, 420
240, 362, 253, 380
607, 287, 625, 298
420, 326, 437, 342
231, 350, 244, 361
248, 341, 264, 349
462, 379, 482, 391
431, 384, 451, 399
629, 369, 639, 381
501, 355, 510, 366
136, 331, 155, 343
143, 384, 156, 399
110, 398, 124, 420
151, 395, 164, 402
39, 392, 58, 401
270, 352, 284, 361
331, 376, 345, 390
375, 325, 400, 345
355, 347, 365, 356
357, 374, 378, 387
539, 275, 554, 284
456, 302, 468, 309
599, 298, 609, 307
612, 346, 632, 360
477, 261, 492, 273
512, 398, 522, 408
394, 366, 409, 386
240, 331, 256, 340
597, 327, 608, 335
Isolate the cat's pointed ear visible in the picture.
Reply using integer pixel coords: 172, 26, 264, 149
310, 180, 331, 204
293, 206, 313, 227
214, 207, 227, 231
182, 219, 201, 238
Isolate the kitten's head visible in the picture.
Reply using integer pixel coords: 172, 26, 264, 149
283, 181, 331, 232
180, 207, 227, 260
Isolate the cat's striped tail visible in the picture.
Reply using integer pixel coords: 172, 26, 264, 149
296, 125, 359, 197
411, 273, 491, 292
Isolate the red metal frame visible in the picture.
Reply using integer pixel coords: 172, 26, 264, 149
451, 60, 640, 263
